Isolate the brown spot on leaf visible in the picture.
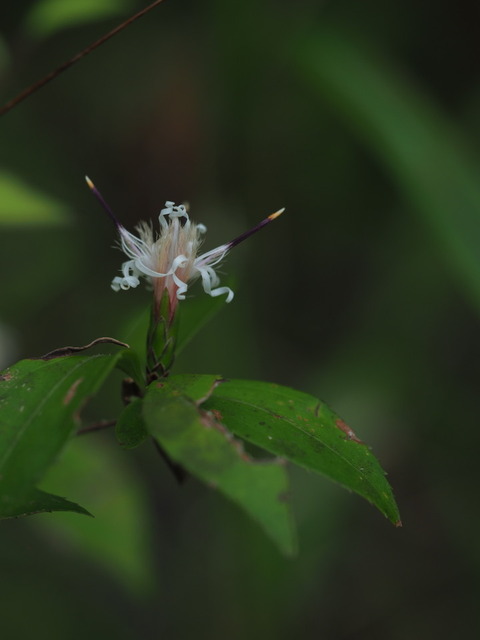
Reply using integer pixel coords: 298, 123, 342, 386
201, 409, 252, 461
196, 377, 226, 406
335, 418, 364, 444
211, 409, 223, 422
63, 378, 84, 406
200, 410, 223, 431
0, 372, 12, 382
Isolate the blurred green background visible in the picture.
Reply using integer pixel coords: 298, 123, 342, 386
1, 0, 480, 637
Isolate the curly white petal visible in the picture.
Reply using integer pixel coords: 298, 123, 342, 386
195, 263, 233, 302
111, 259, 141, 291
159, 202, 189, 230
171, 270, 189, 300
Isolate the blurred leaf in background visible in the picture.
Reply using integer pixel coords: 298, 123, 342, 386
23, 0, 134, 40
37, 434, 154, 595
292, 26, 480, 315
0, 171, 71, 225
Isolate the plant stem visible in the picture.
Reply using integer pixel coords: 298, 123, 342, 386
0, 0, 167, 117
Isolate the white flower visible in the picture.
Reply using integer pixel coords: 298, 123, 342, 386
86, 177, 283, 311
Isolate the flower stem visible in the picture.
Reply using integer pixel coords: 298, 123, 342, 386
146, 292, 178, 383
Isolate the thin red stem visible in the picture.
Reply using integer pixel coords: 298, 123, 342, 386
0, 0, 167, 117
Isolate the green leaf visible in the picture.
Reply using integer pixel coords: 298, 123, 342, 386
115, 398, 148, 450
23, 0, 133, 39
115, 349, 145, 390
203, 378, 400, 525
157, 372, 223, 404
37, 436, 154, 595
143, 379, 297, 556
0, 488, 91, 519
176, 282, 234, 354
0, 172, 71, 226
0, 353, 122, 514
118, 307, 150, 366
292, 29, 480, 312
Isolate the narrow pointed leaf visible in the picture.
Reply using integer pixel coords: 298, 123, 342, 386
0, 353, 122, 513
201, 378, 400, 525
143, 380, 297, 556
292, 30, 480, 312
0, 488, 91, 519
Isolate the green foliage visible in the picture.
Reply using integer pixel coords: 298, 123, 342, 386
116, 397, 147, 449
0, 336, 399, 553
146, 292, 178, 380
0, 353, 123, 517
120, 278, 233, 363
175, 282, 236, 355
293, 28, 480, 312
37, 436, 154, 594
0, 0, 402, 563
204, 378, 400, 525
115, 348, 146, 390
142, 375, 297, 556
0, 172, 71, 226
23, 0, 132, 39
0, 488, 91, 519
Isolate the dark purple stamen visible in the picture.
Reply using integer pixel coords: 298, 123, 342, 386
226, 216, 274, 250
85, 176, 122, 230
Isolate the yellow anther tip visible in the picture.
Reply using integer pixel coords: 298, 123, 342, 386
268, 207, 285, 221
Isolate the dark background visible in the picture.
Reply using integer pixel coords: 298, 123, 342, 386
1, 1, 479, 637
